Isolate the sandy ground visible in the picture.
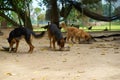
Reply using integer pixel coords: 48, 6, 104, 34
0, 29, 120, 80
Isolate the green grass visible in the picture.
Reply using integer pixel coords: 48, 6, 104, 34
80, 24, 120, 32
33, 28, 46, 32
33, 23, 120, 32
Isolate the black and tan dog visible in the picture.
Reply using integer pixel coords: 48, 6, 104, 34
43, 23, 66, 50
7, 26, 45, 53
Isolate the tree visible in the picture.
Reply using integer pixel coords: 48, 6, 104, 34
39, 0, 103, 27
34, 7, 41, 27
37, 13, 45, 24
114, 6, 120, 15
0, 0, 33, 30
39, 0, 119, 27
39, 0, 60, 28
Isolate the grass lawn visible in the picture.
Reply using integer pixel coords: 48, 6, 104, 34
33, 23, 120, 32
83, 25, 120, 32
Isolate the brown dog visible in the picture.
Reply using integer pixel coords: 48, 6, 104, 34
43, 23, 66, 50
60, 22, 79, 43
75, 30, 92, 43
60, 22, 94, 43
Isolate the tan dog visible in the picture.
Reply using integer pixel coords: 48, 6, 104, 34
60, 22, 79, 43
60, 22, 94, 43
75, 30, 92, 43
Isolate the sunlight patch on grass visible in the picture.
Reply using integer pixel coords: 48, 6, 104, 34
33, 24, 120, 32
33, 28, 46, 32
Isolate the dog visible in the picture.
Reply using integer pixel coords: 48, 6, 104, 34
7, 26, 45, 53
60, 22, 95, 43
43, 23, 66, 50
75, 30, 93, 43
60, 22, 79, 43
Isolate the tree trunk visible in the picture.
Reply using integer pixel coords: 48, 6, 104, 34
19, 11, 33, 30
1, 20, 7, 28
24, 14, 33, 30
50, 0, 60, 28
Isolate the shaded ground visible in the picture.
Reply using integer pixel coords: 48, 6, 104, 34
0, 29, 120, 80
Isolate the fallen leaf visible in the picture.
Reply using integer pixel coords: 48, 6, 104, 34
114, 52, 119, 54
6, 72, 12, 76
42, 67, 50, 69
40, 48, 46, 51
31, 78, 36, 80
68, 43, 73, 47
101, 53, 105, 55
41, 76, 47, 80
62, 58, 67, 62
77, 52, 80, 54
77, 71, 85, 73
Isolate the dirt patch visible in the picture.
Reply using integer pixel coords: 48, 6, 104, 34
0, 29, 120, 80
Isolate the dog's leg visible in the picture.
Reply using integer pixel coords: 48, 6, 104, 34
9, 44, 13, 53
28, 42, 34, 53
49, 37, 52, 48
52, 38, 56, 50
75, 36, 77, 42
14, 40, 19, 52
76, 36, 81, 44
25, 35, 34, 53
71, 36, 75, 43
26, 39, 34, 53
30, 44, 34, 53
75, 36, 80, 44
9, 39, 15, 52
48, 32, 52, 48
66, 35, 70, 42
78, 37, 81, 44
85, 37, 91, 44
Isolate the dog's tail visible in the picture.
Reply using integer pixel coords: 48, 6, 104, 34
41, 22, 50, 29
31, 31, 46, 38
41, 25, 49, 29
